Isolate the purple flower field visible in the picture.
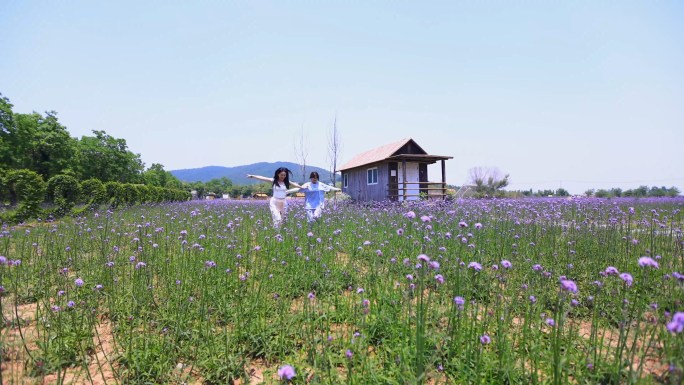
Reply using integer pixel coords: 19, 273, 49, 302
1, 197, 683, 384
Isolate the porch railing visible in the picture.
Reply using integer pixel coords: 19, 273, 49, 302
386, 181, 448, 200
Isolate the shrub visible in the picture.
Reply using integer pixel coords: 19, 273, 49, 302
3, 169, 46, 222
47, 174, 81, 217
105, 181, 125, 208
80, 178, 107, 206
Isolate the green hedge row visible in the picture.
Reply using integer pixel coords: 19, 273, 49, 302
0, 169, 191, 223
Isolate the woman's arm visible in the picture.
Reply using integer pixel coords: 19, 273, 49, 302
320, 183, 342, 192
286, 182, 309, 194
246, 174, 273, 183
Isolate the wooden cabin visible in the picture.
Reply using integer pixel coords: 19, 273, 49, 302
252, 192, 269, 200
338, 138, 452, 202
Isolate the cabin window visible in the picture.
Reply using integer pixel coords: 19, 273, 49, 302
367, 168, 378, 185
343, 173, 348, 188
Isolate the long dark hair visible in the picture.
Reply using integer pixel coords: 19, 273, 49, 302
273, 167, 292, 189
309, 171, 320, 180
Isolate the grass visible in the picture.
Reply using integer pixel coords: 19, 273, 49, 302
1, 197, 683, 384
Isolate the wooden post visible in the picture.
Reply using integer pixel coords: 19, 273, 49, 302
402, 159, 407, 201
441, 159, 446, 200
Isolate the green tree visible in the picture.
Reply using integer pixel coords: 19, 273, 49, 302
555, 188, 570, 197
11, 111, 77, 180
634, 185, 648, 197
666, 186, 680, 197
143, 163, 182, 188
0, 94, 17, 169
204, 177, 233, 196
595, 189, 610, 198
76, 130, 144, 183
468, 167, 509, 198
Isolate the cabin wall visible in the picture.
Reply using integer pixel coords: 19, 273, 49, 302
342, 162, 389, 201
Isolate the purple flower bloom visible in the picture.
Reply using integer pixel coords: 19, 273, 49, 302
480, 334, 491, 344
74, 278, 84, 287
434, 274, 444, 284
529, 295, 537, 303
560, 279, 578, 293
417, 254, 430, 263
638, 257, 659, 269
666, 312, 684, 334
346, 349, 353, 359
501, 260, 512, 269
532, 264, 543, 271
308, 292, 315, 300
468, 262, 482, 271
454, 296, 465, 307
474, 222, 482, 229
420, 215, 431, 223
619, 273, 633, 287
277, 364, 296, 380
135, 261, 147, 269
546, 318, 555, 327
428, 261, 440, 270
405, 211, 416, 219
459, 221, 468, 228
67, 300, 75, 308
396, 228, 404, 236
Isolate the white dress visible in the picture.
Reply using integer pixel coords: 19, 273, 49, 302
269, 183, 288, 227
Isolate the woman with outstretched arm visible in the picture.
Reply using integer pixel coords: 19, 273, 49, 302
247, 167, 302, 228
287, 171, 340, 225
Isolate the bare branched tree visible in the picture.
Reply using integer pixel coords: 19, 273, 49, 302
469, 167, 510, 198
293, 126, 308, 183
327, 115, 342, 186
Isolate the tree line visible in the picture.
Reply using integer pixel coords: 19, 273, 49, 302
0, 92, 307, 223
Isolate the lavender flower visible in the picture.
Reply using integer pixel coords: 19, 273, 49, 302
619, 273, 633, 287
74, 278, 84, 287
468, 262, 482, 271
277, 364, 296, 381
666, 312, 684, 334
501, 260, 512, 269
560, 279, 578, 293
480, 334, 491, 344
638, 257, 659, 269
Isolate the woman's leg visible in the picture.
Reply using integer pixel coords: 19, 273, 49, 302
270, 198, 283, 227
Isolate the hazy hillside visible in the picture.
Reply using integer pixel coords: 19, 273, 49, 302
170, 162, 339, 185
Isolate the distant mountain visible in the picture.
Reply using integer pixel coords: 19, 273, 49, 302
170, 162, 339, 185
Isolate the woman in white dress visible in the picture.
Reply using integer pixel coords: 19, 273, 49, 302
247, 168, 302, 228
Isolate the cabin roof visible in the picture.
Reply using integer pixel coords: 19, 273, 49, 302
339, 138, 452, 171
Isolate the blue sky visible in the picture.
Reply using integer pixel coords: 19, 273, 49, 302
1, 1, 683, 194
